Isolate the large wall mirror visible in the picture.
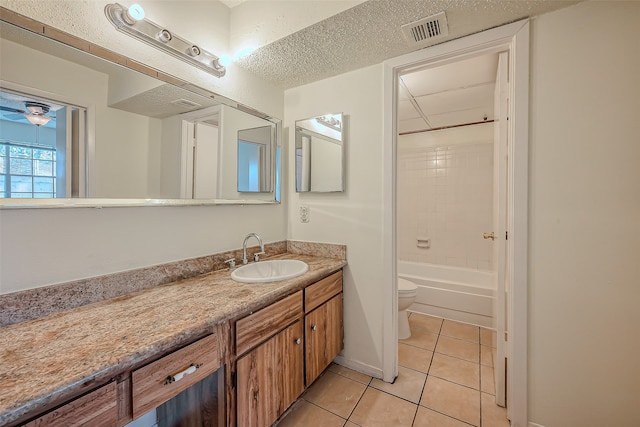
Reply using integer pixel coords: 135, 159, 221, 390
0, 17, 281, 207
295, 113, 345, 192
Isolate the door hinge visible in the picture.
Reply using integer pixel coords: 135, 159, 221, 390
504, 332, 508, 342
505, 231, 509, 240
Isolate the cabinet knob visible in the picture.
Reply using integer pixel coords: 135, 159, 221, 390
311, 325, 317, 331
295, 338, 301, 345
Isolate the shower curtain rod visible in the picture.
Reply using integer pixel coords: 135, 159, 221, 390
399, 119, 495, 136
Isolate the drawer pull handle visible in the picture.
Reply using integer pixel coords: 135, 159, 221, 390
165, 363, 202, 385
295, 338, 302, 345
311, 324, 317, 331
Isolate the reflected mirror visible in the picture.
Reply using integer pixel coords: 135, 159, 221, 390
295, 113, 344, 192
237, 125, 274, 193
0, 18, 280, 205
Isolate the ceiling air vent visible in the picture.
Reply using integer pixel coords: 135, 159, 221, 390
401, 12, 449, 47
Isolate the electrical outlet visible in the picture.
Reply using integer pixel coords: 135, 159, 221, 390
299, 205, 310, 223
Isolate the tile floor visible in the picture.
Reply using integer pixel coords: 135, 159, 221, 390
275, 312, 509, 427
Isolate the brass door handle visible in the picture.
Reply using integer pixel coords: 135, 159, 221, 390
483, 232, 496, 240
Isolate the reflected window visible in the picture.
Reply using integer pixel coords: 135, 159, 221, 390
0, 141, 56, 198
1, 87, 83, 199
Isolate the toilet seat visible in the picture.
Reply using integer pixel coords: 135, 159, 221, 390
398, 278, 417, 295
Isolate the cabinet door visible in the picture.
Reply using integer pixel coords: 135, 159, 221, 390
305, 293, 344, 385
236, 320, 304, 427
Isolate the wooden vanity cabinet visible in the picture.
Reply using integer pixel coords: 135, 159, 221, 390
131, 332, 221, 419
305, 293, 343, 385
236, 320, 305, 427
235, 291, 304, 427
23, 381, 117, 427
234, 270, 344, 427
304, 271, 344, 385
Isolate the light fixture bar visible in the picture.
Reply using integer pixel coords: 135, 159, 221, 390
104, 3, 226, 77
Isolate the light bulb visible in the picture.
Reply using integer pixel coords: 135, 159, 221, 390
217, 55, 231, 67
122, 3, 145, 24
127, 4, 145, 21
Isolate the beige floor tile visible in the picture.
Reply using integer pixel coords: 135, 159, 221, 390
420, 376, 480, 427
408, 313, 443, 334
370, 366, 426, 404
441, 320, 479, 343
400, 326, 439, 351
413, 406, 473, 427
398, 342, 433, 373
429, 352, 479, 390
481, 364, 495, 395
276, 400, 346, 427
480, 345, 494, 367
328, 363, 372, 385
303, 371, 367, 419
345, 423, 359, 427
481, 392, 510, 427
349, 388, 417, 427
435, 335, 479, 363
480, 327, 496, 348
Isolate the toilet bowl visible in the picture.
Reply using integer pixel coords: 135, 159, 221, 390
398, 278, 418, 339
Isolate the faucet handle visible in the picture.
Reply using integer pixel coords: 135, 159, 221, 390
224, 258, 236, 270
253, 251, 266, 262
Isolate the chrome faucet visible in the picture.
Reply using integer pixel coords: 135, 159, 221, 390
242, 233, 265, 264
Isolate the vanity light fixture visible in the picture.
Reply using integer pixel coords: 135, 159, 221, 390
104, 3, 226, 77
316, 115, 342, 131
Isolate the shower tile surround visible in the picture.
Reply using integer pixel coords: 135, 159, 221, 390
397, 127, 494, 271
0, 240, 345, 327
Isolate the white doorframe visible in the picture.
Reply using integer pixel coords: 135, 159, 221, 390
382, 20, 529, 427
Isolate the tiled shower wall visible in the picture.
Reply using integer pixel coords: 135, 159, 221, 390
397, 125, 494, 271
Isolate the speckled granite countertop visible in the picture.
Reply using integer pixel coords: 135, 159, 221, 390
0, 253, 346, 426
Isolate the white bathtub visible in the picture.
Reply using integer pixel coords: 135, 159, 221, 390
398, 261, 496, 328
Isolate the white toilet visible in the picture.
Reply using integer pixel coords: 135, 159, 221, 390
398, 278, 418, 339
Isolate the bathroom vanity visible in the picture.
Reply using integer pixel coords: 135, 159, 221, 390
0, 253, 346, 427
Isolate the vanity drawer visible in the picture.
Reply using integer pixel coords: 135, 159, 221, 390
131, 333, 220, 419
236, 290, 303, 355
24, 381, 117, 427
305, 271, 343, 313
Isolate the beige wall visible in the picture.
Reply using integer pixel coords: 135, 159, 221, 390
285, 65, 386, 375
528, 2, 640, 426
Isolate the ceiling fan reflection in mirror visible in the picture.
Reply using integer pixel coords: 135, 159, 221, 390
0, 101, 54, 126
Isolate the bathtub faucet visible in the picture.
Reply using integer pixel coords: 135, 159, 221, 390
242, 233, 265, 264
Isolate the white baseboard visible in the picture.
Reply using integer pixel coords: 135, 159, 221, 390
529, 422, 546, 427
333, 355, 383, 380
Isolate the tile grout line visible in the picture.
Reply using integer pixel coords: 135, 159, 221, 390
411, 315, 442, 427
409, 316, 479, 427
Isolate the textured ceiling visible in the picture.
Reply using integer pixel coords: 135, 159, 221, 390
236, 0, 580, 89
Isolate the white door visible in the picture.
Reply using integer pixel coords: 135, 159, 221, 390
193, 122, 218, 199
180, 121, 219, 199
493, 50, 509, 408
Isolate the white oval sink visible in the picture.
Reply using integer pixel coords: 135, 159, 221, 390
231, 259, 309, 283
